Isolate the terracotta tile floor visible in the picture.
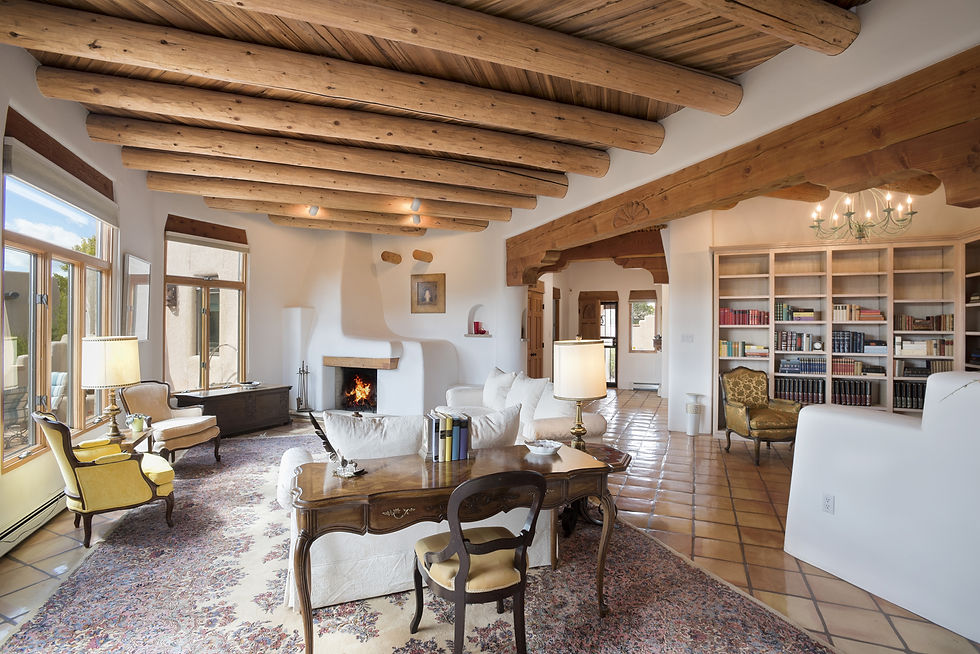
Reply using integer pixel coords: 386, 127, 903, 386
586, 390, 980, 654
1, 393, 977, 653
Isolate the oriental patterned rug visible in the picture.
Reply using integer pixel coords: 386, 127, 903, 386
1, 433, 833, 654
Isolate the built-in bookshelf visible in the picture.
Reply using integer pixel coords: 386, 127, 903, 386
713, 236, 979, 429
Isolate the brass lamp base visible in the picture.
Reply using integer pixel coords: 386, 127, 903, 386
101, 401, 123, 440
569, 400, 587, 450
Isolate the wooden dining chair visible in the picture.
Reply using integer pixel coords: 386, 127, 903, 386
410, 470, 547, 654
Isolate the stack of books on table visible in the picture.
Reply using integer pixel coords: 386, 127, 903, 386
425, 411, 472, 462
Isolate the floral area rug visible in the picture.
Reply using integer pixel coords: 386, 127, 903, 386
1, 432, 833, 653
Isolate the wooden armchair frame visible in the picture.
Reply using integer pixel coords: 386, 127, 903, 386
118, 380, 221, 463
411, 470, 547, 654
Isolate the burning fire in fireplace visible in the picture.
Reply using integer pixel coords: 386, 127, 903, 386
344, 374, 374, 407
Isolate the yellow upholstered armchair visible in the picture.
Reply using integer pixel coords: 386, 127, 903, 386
719, 367, 802, 465
31, 412, 175, 547
118, 380, 220, 463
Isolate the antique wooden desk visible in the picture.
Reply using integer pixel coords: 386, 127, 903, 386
290, 443, 630, 654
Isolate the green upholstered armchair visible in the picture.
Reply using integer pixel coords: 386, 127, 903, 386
31, 412, 175, 547
719, 367, 802, 465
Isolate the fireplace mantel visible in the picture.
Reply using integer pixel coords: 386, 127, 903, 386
322, 356, 399, 370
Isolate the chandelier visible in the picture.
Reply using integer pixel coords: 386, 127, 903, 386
810, 188, 916, 241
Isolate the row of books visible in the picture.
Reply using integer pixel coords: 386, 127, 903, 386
719, 308, 769, 325
775, 330, 820, 352
832, 358, 886, 376
894, 336, 953, 356
832, 304, 885, 322
425, 411, 471, 462
893, 381, 926, 409
894, 360, 954, 377
831, 380, 878, 406
778, 357, 827, 374
832, 331, 887, 354
718, 340, 769, 357
774, 303, 819, 321
774, 377, 825, 405
894, 313, 954, 331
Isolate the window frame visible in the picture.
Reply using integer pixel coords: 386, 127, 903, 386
628, 296, 659, 353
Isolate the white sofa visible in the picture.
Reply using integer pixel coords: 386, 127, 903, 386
785, 371, 980, 642
277, 411, 553, 609
439, 368, 607, 442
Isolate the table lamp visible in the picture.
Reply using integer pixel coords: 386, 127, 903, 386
81, 335, 140, 438
553, 339, 607, 450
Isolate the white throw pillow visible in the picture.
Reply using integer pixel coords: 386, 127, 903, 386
482, 367, 517, 411
320, 412, 424, 460
469, 404, 521, 450
533, 382, 577, 420
505, 372, 549, 436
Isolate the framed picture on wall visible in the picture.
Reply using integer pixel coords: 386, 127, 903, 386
411, 273, 446, 314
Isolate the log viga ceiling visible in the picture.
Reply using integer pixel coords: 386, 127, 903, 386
0, 0, 864, 237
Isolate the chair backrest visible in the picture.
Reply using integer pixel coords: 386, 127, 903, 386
31, 411, 81, 498
445, 470, 547, 588
118, 381, 174, 423
720, 366, 770, 409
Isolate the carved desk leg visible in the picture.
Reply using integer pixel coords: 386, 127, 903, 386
596, 490, 616, 617
550, 511, 559, 571
294, 526, 314, 652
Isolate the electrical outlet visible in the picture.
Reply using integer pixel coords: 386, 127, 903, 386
822, 494, 835, 515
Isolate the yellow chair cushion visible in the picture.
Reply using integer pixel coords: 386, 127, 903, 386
152, 415, 218, 442
415, 526, 522, 593
140, 453, 175, 486
73, 442, 122, 463
749, 407, 799, 430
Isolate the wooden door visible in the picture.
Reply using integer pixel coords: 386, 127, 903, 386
527, 284, 544, 377
578, 292, 611, 339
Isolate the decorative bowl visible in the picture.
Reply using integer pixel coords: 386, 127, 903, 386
241, 381, 261, 388
524, 439, 562, 456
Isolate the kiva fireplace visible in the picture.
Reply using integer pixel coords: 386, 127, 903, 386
336, 367, 378, 413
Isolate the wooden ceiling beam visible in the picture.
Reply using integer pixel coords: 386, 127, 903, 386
763, 182, 830, 202
34, 67, 610, 177
269, 214, 426, 236
613, 256, 670, 284
120, 148, 534, 209
147, 173, 510, 221
536, 229, 665, 275
202, 197, 487, 231
89, 115, 565, 199
680, 0, 860, 55
212, 0, 742, 116
0, 0, 664, 152
506, 46, 980, 285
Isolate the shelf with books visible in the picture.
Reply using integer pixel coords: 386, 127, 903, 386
719, 356, 769, 361
774, 320, 826, 324
773, 350, 827, 355
718, 324, 769, 329
717, 273, 769, 279
893, 355, 954, 359
834, 320, 887, 325
718, 295, 769, 300
894, 330, 953, 335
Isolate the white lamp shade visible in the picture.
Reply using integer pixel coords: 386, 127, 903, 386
81, 336, 141, 389
553, 339, 606, 401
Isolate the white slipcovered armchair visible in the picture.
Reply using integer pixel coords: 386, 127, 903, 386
785, 371, 980, 642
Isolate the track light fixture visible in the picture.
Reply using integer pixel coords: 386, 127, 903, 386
411, 214, 421, 225
308, 205, 319, 217
410, 197, 421, 212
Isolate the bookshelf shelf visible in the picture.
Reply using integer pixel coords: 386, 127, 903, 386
966, 331, 980, 337
893, 298, 954, 303
774, 294, 823, 299
774, 350, 826, 355
833, 320, 887, 325
774, 272, 826, 277
894, 376, 934, 381
966, 303, 980, 309
833, 374, 886, 380
894, 355, 954, 360
894, 330, 953, 335
966, 364, 980, 370
718, 295, 769, 300
718, 273, 769, 279
831, 352, 887, 357
718, 324, 769, 329
894, 408, 924, 413
774, 373, 826, 378
774, 320, 826, 324
966, 271, 980, 279
893, 268, 954, 274
832, 293, 888, 298
832, 271, 887, 276
719, 356, 769, 361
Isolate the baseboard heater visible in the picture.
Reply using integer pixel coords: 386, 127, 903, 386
633, 382, 660, 391
0, 492, 65, 557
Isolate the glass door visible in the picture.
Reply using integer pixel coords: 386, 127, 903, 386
2, 247, 37, 460
600, 301, 618, 387
165, 283, 204, 392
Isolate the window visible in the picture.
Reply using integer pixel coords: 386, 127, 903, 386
2, 121, 115, 470
629, 290, 659, 352
164, 215, 247, 391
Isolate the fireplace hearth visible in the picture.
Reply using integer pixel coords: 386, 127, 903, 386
336, 367, 378, 412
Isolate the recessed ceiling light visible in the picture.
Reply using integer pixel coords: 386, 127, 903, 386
308, 205, 319, 217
